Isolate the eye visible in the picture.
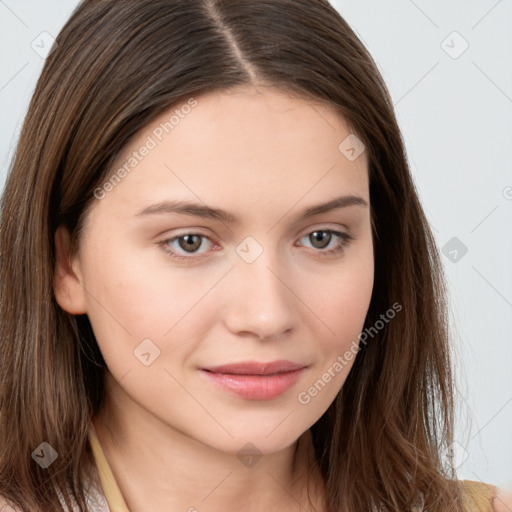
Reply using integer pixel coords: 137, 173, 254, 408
159, 233, 215, 260
297, 229, 354, 257
158, 228, 354, 262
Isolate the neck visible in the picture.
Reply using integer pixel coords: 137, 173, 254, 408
91, 372, 326, 512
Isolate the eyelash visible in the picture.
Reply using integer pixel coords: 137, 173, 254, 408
158, 229, 354, 261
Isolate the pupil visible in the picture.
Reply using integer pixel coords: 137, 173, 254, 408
312, 231, 330, 248
180, 235, 200, 252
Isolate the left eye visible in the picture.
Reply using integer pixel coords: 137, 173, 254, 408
160, 233, 214, 259
298, 229, 352, 252
159, 229, 353, 261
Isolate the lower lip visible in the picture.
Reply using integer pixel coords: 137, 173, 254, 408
200, 368, 306, 400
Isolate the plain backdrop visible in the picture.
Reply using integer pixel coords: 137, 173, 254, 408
0, 0, 511, 491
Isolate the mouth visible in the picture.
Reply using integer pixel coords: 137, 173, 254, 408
199, 360, 308, 400
202, 360, 307, 375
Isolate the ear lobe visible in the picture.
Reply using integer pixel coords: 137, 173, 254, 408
53, 225, 87, 314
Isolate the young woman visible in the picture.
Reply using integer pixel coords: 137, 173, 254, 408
0, 1, 510, 511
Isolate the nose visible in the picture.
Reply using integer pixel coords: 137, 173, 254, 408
222, 247, 298, 341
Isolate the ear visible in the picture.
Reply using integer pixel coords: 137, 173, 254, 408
53, 226, 87, 314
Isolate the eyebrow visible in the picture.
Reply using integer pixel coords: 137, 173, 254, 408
135, 195, 368, 224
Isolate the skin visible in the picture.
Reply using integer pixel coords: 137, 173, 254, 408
54, 84, 374, 511
494, 490, 512, 512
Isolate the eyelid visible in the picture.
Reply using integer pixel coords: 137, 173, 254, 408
297, 222, 351, 236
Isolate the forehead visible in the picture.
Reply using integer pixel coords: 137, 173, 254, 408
91, 84, 369, 221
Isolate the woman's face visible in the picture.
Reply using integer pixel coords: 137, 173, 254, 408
55, 84, 374, 454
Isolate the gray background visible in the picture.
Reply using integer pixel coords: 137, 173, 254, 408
0, 0, 511, 491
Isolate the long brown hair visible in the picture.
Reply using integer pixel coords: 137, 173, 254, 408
0, 1, 463, 510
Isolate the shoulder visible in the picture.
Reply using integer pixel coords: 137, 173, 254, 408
0, 496, 20, 511
492, 486, 512, 512
461, 479, 512, 512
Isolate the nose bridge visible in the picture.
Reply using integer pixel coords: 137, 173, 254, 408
224, 235, 296, 338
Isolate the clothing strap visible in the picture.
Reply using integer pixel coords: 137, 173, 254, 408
88, 422, 130, 512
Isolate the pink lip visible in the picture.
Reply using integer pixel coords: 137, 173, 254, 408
203, 360, 306, 375
200, 360, 308, 400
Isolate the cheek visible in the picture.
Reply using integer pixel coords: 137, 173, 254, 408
79, 241, 221, 372
300, 246, 374, 394
310, 247, 374, 343
295, 276, 373, 414
327, 269, 373, 337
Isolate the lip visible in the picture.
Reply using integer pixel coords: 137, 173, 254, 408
203, 360, 306, 375
200, 360, 308, 400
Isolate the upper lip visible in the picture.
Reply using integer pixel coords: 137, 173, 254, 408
202, 360, 307, 375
